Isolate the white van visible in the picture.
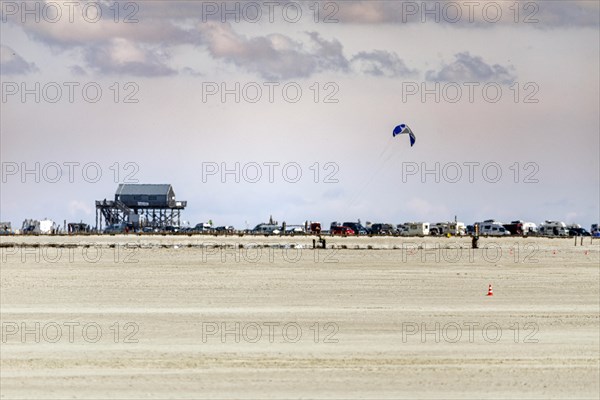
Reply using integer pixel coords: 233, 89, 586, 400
538, 221, 568, 236
521, 222, 538, 235
431, 222, 466, 236
405, 222, 430, 236
448, 222, 466, 236
476, 222, 510, 236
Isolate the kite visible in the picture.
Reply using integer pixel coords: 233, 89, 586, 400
392, 124, 416, 146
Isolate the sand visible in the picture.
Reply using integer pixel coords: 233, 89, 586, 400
1, 235, 599, 399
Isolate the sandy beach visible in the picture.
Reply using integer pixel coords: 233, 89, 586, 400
1, 235, 598, 399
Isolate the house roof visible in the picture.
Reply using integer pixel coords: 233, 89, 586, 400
115, 184, 172, 196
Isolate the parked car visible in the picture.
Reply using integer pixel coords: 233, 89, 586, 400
332, 226, 355, 235
342, 222, 369, 235
193, 223, 213, 233
0, 222, 13, 235
104, 223, 127, 234
252, 223, 280, 235
370, 223, 396, 235
429, 224, 443, 236
286, 226, 305, 235
215, 226, 235, 234
395, 224, 409, 235
568, 227, 590, 236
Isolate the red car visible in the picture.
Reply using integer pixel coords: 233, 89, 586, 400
331, 226, 355, 235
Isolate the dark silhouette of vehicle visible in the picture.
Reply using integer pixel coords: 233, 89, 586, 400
332, 226, 355, 235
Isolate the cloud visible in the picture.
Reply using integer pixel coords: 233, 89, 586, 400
335, 2, 402, 24
334, 1, 600, 28
11, 1, 590, 80
69, 65, 87, 76
7, 2, 195, 76
181, 67, 203, 77
198, 22, 349, 79
14, 3, 195, 48
305, 31, 350, 73
83, 38, 176, 76
0, 45, 38, 75
351, 50, 418, 77
426, 52, 516, 84
528, 1, 600, 29
7, 10, 411, 80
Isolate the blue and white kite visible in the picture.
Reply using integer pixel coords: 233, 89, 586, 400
392, 124, 416, 147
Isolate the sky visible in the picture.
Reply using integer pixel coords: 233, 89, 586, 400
1, 0, 599, 230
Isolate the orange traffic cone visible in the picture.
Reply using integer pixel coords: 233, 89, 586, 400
487, 284, 494, 296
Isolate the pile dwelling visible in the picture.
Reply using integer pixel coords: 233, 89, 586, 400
95, 184, 187, 231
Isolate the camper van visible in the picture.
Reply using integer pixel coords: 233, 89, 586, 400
538, 221, 569, 236
447, 222, 466, 236
476, 221, 510, 236
430, 222, 466, 236
405, 222, 430, 236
